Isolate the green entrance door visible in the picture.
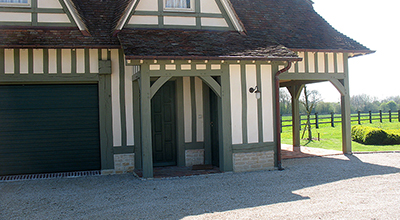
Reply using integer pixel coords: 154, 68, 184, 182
151, 81, 177, 167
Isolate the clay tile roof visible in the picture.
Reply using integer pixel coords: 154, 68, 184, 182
229, 0, 372, 54
118, 29, 299, 60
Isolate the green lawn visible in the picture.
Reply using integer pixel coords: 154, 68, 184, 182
281, 118, 400, 152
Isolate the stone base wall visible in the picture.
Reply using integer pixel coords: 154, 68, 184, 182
233, 151, 274, 172
185, 149, 204, 166
101, 153, 135, 175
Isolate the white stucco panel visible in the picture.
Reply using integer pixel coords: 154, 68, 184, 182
164, 16, 196, 26
38, 13, 71, 23
129, 15, 158, 25
229, 64, 243, 145
261, 65, 274, 142
33, 49, 44, 74
200, 0, 222, 14
0, 12, 31, 22
19, 49, 29, 74
37, 0, 63, 8
4, 49, 14, 74
111, 49, 122, 147
201, 17, 228, 27
135, 0, 158, 11
246, 65, 259, 143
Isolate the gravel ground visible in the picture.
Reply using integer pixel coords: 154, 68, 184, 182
1, 153, 399, 220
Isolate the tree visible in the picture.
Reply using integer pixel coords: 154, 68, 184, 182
300, 86, 321, 141
279, 88, 292, 115
387, 101, 398, 111
350, 94, 378, 113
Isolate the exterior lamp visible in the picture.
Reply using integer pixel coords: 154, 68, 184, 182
249, 86, 261, 99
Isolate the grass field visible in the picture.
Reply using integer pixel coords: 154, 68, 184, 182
281, 116, 400, 152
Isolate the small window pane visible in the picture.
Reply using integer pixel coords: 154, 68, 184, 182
165, 0, 190, 9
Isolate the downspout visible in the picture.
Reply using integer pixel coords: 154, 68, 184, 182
275, 61, 292, 170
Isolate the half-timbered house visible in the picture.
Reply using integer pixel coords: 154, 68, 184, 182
0, 0, 373, 178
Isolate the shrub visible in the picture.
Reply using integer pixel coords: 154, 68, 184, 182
351, 125, 400, 145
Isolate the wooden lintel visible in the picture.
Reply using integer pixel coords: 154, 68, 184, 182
279, 73, 345, 81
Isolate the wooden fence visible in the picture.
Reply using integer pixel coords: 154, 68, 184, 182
281, 110, 400, 130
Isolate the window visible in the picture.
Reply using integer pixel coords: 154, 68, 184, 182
0, 0, 30, 7
164, 0, 193, 11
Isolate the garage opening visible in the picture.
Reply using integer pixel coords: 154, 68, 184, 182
0, 84, 101, 176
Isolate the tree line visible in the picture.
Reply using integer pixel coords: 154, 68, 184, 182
280, 88, 400, 115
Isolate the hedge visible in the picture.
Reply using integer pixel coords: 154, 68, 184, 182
351, 125, 400, 145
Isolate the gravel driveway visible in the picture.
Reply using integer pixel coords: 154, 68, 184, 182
1, 153, 399, 219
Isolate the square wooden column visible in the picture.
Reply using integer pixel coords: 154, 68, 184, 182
139, 73, 153, 178
287, 85, 303, 148
219, 68, 233, 172
340, 78, 352, 154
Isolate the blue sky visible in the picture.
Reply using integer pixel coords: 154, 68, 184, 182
307, 0, 399, 102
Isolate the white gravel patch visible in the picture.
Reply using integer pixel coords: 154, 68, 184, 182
1, 153, 399, 220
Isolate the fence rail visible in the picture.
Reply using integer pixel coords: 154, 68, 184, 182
281, 110, 400, 130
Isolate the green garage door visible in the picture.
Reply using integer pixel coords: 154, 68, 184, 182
0, 84, 101, 176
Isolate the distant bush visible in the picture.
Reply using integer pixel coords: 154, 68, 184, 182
351, 125, 400, 145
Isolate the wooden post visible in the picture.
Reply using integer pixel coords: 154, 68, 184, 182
331, 112, 335, 127
379, 110, 382, 123
287, 84, 303, 148
341, 92, 352, 153
398, 110, 400, 122
389, 110, 392, 122
139, 72, 153, 178
358, 111, 361, 125
219, 69, 233, 172
315, 112, 319, 129
369, 111, 372, 123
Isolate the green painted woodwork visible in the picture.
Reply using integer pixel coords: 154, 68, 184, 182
99, 60, 112, 74
232, 142, 274, 153
287, 84, 304, 148
240, 64, 248, 144
98, 74, 114, 169
113, 146, 135, 154
139, 66, 153, 178
279, 73, 345, 81
133, 80, 142, 169
175, 77, 186, 166
126, 0, 234, 31
151, 81, 177, 166
219, 65, 233, 171
341, 53, 352, 153
199, 76, 221, 97
203, 85, 212, 165
190, 77, 197, 143
0, 84, 101, 175
150, 76, 172, 99
0, 0, 77, 27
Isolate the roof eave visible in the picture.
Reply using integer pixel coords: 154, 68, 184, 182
290, 48, 375, 58
124, 55, 302, 62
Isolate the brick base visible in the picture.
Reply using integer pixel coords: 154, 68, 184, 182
102, 153, 135, 175
185, 149, 204, 166
233, 151, 274, 172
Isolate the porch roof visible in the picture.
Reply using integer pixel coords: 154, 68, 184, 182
118, 29, 300, 61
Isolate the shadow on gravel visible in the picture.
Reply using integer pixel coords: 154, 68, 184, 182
0, 154, 399, 219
